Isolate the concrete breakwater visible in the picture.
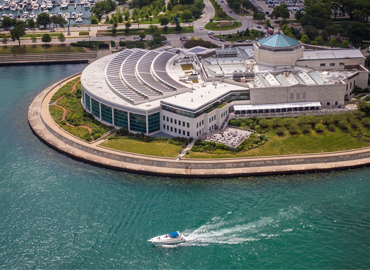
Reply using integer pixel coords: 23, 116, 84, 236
28, 74, 370, 178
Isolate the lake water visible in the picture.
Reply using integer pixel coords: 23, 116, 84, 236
1, 64, 370, 269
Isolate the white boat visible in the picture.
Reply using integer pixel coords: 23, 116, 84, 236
60, 1, 68, 8
10, 2, 18, 11
70, 11, 76, 18
78, 12, 83, 17
4, 0, 10, 9
32, 3, 39, 9
0, 4, 3, 10
29, 12, 35, 18
148, 231, 187, 245
76, 16, 82, 22
40, 1, 46, 9
80, 0, 84, 4
17, 3, 24, 9
47, 0, 52, 9
8, 13, 14, 18
64, 12, 69, 19
22, 11, 29, 17
83, 2, 90, 8
57, 12, 63, 16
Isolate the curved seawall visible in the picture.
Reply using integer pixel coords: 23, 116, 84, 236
29, 75, 370, 178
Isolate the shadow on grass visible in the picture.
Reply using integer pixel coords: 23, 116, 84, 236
10, 46, 27, 54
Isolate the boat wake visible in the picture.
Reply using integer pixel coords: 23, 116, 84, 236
179, 206, 303, 246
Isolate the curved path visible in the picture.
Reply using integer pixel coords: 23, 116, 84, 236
29, 74, 370, 178
51, 80, 94, 141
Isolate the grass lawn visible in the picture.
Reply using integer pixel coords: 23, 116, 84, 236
215, 30, 264, 41
23, 33, 62, 38
101, 137, 183, 157
187, 114, 370, 159
209, 0, 235, 21
0, 44, 84, 54
205, 21, 242, 31
49, 77, 112, 141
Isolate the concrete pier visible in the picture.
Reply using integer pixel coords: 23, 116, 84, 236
28, 74, 370, 178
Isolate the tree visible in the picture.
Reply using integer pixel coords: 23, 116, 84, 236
342, 40, 349, 48
125, 22, 131, 33
358, 101, 370, 116
36, 12, 51, 29
31, 36, 37, 43
51, 16, 67, 28
346, 22, 370, 46
112, 22, 118, 34
265, 19, 271, 28
181, 9, 192, 22
148, 24, 158, 33
310, 40, 318, 45
300, 34, 309, 44
271, 3, 290, 19
167, 1, 172, 11
329, 37, 337, 46
2, 37, 8, 46
41, 33, 52, 44
91, 15, 99, 24
300, 0, 331, 29
27, 19, 35, 29
159, 17, 169, 25
1, 17, 13, 29
253, 11, 265, 21
295, 10, 303, 20
58, 33, 65, 44
163, 25, 168, 32
138, 32, 146, 40
10, 21, 26, 46
315, 35, 323, 45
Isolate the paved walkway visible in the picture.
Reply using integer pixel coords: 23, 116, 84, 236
28, 74, 370, 178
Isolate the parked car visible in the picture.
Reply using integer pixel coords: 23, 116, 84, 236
219, 39, 225, 42
257, 26, 262, 29
237, 40, 244, 43
229, 10, 232, 13
199, 26, 203, 30
107, 25, 112, 29
207, 31, 214, 35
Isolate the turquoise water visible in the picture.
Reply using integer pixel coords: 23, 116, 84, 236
1, 64, 370, 269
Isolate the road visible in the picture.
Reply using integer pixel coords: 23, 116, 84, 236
0, 0, 264, 47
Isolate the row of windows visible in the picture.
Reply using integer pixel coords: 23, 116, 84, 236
209, 115, 216, 123
83, 93, 160, 134
196, 120, 204, 128
320, 62, 345, 67
196, 130, 203, 137
221, 111, 228, 118
163, 116, 190, 128
163, 125, 190, 136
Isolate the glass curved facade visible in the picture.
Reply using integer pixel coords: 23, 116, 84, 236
101, 104, 112, 124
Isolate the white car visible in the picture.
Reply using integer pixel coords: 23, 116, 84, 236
199, 26, 203, 30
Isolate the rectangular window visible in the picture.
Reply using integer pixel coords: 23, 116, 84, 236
167, 126, 169, 130
163, 124, 165, 129
171, 127, 173, 132
339, 63, 345, 66
175, 128, 177, 133
320, 63, 326, 67
163, 116, 165, 121
183, 130, 185, 135
199, 130, 202, 135
202, 120, 204, 124
85, 93, 91, 111
167, 117, 169, 122
187, 122, 189, 128
197, 123, 198, 128
350, 82, 352, 89
187, 131, 189, 136
174, 119, 177, 124
183, 122, 185, 127
327, 102, 330, 106
290, 93, 294, 100
148, 112, 160, 133
130, 113, 146, 133
91, 98, 100, 118
346, 84, 348, 91
330, 63, 335, 66
101, 104, 112, 124
179, 129, 181, 134
178, 120, 181, 126
114, 109, 128, 128
170, 118, 173, 123
197, 132, 198, 136
335, 101, 338, 105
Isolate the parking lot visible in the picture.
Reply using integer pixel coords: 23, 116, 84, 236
250, 0, 305, 18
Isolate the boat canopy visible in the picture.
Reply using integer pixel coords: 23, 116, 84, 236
170, 231, 179, 238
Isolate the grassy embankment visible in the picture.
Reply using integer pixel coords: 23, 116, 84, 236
49, 77, 112, 141
186, 113, 370, 158
215, 29, 265, 41
101, 138, 184, 157
102, 26, 194, 36
0, 45, 84, 54
209, 0, 235, 21
205, 21, 242, 31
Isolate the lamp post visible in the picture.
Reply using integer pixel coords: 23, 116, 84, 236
219, 23, 221, 36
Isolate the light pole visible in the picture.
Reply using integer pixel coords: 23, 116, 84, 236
219, 23, 221, 36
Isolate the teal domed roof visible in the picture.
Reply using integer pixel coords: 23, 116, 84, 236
257, 33, 300, 48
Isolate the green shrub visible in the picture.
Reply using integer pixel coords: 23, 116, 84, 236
272, 118, 283, 129
79, 31, 89, 36
322, 115, 334, 126
338, 120, 349, 130
276, 127, 285, 136
328, 124, 336, 132
288, 124, 299, 135
259, 119, 269, 129
301, 124, 311, 134
362, 118, 370, 127
315, 123, 326, 133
